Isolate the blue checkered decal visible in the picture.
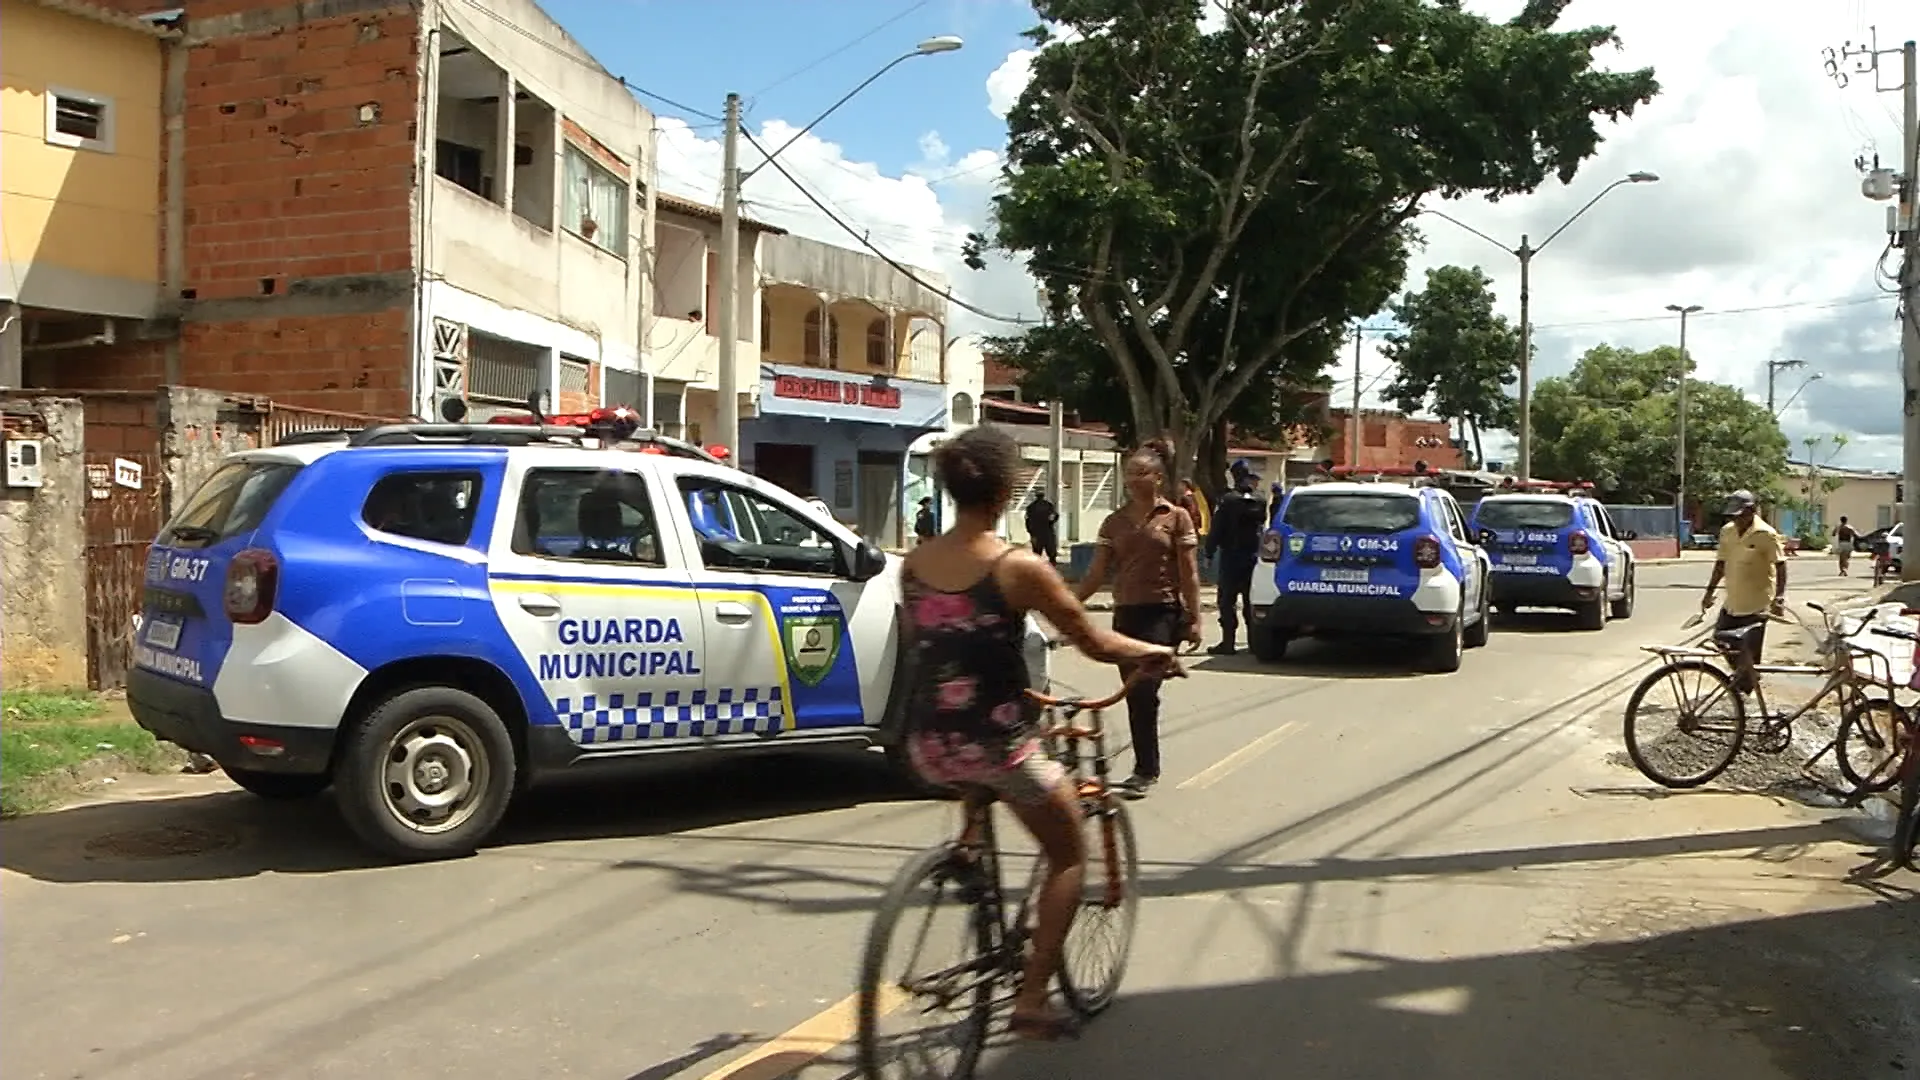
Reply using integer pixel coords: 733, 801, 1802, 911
554, 687, 786, 745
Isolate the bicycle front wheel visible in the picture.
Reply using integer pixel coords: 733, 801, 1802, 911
857, 846, 995, 1080
1836, 698, 1914, 794
1623, 660, 1747, 788
1057, 796, 1141, 1017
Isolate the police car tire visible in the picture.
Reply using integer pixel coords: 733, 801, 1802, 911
223, 768, 330, 800
1422, 610, 1464, 673
1463, 585, 1490, 648
336, 687, 517, 860
1611, 569, 1636, 620
1249, 627, 1289, 663
1577, 580, 1608, 631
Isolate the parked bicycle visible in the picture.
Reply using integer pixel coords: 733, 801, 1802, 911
1623, 602, 1904, 791
1855, 619, 1920, 871
856, 669, 1153, 1079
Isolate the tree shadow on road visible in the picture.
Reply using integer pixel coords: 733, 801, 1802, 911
963, 900, 1920, 1080
0, 750, 918, 884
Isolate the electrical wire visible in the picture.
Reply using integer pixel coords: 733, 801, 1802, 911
747, 0, 935, 102
739, 128, 1039, 325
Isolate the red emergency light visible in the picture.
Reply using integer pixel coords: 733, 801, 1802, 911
1513, 479, 1596, 493
487, 404, 642, 439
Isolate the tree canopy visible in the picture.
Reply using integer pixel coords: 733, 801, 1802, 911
966, 0, 1659, 483
1530, 344, 1789, 508
1379, 264, 1520, 466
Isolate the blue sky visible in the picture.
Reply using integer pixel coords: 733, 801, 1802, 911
538, 0, 1028, 177
529, 0, 1914, 470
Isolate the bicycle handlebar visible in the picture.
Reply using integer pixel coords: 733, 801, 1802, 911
1028, 637, 1189, 712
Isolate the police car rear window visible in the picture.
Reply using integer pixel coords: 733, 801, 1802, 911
157, 460, 301, 548
1476, 501, 1575, 529
1282, 493, 1420, 534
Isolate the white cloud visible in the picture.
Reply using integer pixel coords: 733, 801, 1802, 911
654, 0, 1915, 468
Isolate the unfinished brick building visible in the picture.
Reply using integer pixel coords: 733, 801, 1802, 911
29, 0, 657, 421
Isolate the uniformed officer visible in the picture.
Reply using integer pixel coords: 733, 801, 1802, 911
1205, 459, 1267, 655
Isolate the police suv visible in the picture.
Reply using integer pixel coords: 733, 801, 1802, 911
1468, 483, 1637, 629
1246, 469, 1493, 673
127, 408, 1050, 860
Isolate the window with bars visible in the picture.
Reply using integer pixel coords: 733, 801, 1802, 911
603, 367, 644, 411
562, 144, 627, 256
46, 89, 112, 152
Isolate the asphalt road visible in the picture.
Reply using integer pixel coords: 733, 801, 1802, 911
2, 557, 1914, 1080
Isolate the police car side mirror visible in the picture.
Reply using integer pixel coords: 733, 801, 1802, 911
1622, 530, 1638, 541
849, 541, 887, 581
1476, 528, 1496, 546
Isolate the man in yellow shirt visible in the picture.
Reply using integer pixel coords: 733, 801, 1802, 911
1702, 489, 1787, 689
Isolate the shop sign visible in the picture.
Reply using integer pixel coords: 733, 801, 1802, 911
772, 373, 901, 410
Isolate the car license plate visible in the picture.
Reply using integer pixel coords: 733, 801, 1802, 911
1318, 568, 1370, 584
1500, 554, 1538, 566
144, 618, 183, 650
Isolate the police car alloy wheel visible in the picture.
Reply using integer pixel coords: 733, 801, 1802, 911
1423, 605, 1464, 673
1611, 568, 1636, 620
336, 687, 517, 860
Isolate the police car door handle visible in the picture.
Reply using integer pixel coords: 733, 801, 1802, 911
516, 593, 562, 617
713, 601, 755, 624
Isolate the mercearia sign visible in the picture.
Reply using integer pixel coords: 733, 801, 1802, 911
771, 374, 901, 410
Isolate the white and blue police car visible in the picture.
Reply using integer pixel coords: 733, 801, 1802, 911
126, 408, 1050, 860
1468, 483, 1636, 629
1246, 469, 1493, 672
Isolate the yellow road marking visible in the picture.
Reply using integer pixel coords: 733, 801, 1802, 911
697, 985, 906, 1080
1176, 721, 1300, 790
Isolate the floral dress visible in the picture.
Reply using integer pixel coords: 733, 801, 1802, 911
901, 554, 1062, 803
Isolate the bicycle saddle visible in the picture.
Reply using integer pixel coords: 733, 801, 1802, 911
1712, 623, 1764, 648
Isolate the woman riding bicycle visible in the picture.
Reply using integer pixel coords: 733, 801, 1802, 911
900, 425, 1178, 1040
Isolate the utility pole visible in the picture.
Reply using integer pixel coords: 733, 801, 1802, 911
1765, 357, 1806, 415
1668, 304, 1702, 534
1832, 31, 1919, 575
715, 93, 743, 465
1516, 237, 1533, 480
1350, 329, 1362, 467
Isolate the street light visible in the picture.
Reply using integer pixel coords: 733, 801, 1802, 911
1668, 302, 1703, 534
1422, 171, 1660, 481
1765, 357, 1806, 415
713, 36, 965, 462
1776, 371, 1824, 417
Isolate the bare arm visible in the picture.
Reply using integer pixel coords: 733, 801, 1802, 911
1175, 510, 1203, 636
1074, 545, 1112, 603
1004, 553, 1171, 665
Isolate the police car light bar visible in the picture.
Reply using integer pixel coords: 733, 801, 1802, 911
1329, 465, 1432, 479
1513, 479, 1596, 493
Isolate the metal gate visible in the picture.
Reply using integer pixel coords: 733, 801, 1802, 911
83, 450, 167, 689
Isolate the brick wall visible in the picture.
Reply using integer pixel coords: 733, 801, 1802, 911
182, 310, 411, 415
22, 340, 169, 391
170, 1, 420, 410
1325, 411, 1463, 471
181, 5, 418, 297
556, 360, 603, 415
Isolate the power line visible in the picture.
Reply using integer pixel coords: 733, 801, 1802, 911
739, 128, 1037, 326
747, 0, 935, 101
1533, 293, 1891, 331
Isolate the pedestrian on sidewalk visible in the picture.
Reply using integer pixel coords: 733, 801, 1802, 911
913, 497, 937, 546
1205, 459, 1266, 655
1073, 438, 1203, 797
1832, 516, 1857, 576
1702, 489, 1787, 693
1024, 490, 1060, 564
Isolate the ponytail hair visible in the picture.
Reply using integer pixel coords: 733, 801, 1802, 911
1130, 437, 1177, 495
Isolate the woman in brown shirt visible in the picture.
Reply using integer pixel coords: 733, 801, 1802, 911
1073, 439, 1203, 795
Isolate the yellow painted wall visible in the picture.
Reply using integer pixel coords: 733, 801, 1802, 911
0, 0, 162, 299
761, 286, 819, 366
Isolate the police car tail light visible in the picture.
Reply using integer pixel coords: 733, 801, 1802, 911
1568, 530, 1591, 556
224, 549, 279, 625
1259, 529, 1283, 562
1412, 536, 1442, 569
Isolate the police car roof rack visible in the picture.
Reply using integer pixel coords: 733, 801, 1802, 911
345, 423, 606, 447
274, 428, 359, 446
1504, 478, 1596, 495
1328, 465, 1439, 485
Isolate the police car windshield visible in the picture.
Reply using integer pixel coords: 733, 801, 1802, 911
1476, 500, 1575, 530
1282, 492, 1420, 534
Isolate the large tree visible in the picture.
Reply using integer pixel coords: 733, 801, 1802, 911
966, 0, 1659, 483
1380, 264, 1521, 466
1530, 344, 1789, 507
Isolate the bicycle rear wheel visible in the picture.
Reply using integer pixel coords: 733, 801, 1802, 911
1836, 698, 1914, 794
857, 846, 996, 1080
1028, 794, 1140, 1017
1894, 750, 1920, 872
1623, 660, 1747, 787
